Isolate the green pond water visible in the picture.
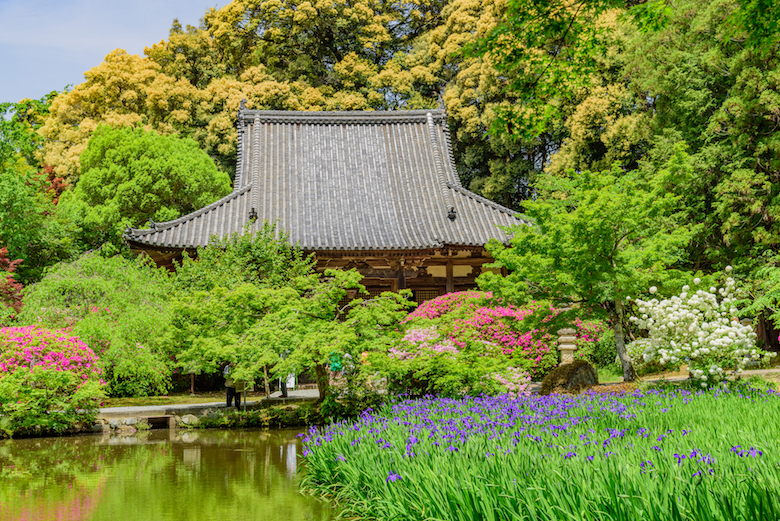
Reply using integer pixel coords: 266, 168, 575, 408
0, 428, 334, 521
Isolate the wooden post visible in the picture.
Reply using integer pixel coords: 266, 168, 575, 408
446, 260, 454, 293
398, 268, 406, 290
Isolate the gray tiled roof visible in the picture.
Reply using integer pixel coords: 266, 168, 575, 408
125, 109, 523, 251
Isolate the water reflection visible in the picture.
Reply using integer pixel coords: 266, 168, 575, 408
0, 429, 332, 521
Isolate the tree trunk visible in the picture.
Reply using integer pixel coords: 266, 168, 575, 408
262, 365, 270, 399
614, 297, 637, 382
314, 363, 331, 402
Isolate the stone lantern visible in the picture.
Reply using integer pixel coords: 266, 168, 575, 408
557, 328, 577, 366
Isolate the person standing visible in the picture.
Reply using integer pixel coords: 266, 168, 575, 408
224, 363, 240, 408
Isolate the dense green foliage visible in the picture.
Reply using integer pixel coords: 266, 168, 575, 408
479, 0, 780, 271
0, 97, 75, 285
18, 253, 175, 397
478, 164, 695, 380
59, 125, 231, 249
171, 265, 413, 402
173, 223, 314, 292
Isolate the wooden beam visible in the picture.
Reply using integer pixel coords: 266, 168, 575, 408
446, 260, 454, 293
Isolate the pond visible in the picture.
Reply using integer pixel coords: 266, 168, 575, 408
0, 429, 334, 521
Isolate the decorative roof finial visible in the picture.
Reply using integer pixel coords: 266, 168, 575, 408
447, 207, 457, 221
239, 98, 247, 111
148, 218, 157, 231
249, 207, 257, 222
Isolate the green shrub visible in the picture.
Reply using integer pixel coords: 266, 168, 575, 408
0, 326, 105, 437
375, 325, 529, 398
574, 320, 617, 368
400, 292, 559, 382
18, 252, 174, 397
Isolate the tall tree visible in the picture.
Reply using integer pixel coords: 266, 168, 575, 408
38, 50, 202, 182
0, 96, 75, 283
626, 0, 780, 269
58, 125, 231, 249
478, 158, 696, 381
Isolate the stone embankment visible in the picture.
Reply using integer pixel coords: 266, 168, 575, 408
94, 389, 319, 434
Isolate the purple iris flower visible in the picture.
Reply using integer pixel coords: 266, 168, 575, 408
386, 471, 402, 483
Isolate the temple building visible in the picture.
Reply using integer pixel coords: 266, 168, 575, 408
124, 108, 523, 303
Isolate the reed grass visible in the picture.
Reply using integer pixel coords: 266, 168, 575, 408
301, 386, 780, 520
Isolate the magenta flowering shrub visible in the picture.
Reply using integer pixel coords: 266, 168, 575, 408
403, 291, 489, 322
574, 318, 606, 345
387, 292, 616, 392
0, 326, 103, 381
450, 303, 557, 378
0, 326, 105, 437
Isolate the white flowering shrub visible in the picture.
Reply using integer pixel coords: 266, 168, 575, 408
629, 267, 774, 386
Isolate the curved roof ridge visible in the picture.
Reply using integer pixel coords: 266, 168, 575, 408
238, 109, 445, 125
446, 182, 524, 219
427, 112, 456, 215
125, 184, 252, 237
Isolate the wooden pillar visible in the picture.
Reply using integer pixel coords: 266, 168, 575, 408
398, 268, 407, 290
446, 260, 454, 294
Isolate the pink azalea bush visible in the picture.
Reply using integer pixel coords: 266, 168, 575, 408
389, 327, 459, 360
0, 326, 102, 380
490, 366, 533, 398
387, 292, 616, 394
403, 291, 488, 322
382, 292, 556, 396
451, 303, 557, 378
0, 326, 105, 437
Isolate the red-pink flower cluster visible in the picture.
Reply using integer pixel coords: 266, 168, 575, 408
452, 304, 552, 366
0, 326, 103, 384
403, 291, 491, 322
573, 318, 607, 345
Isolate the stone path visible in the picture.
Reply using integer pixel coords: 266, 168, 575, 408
530, 368, 780, 394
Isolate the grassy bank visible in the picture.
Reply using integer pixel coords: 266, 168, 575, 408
301, 384, 780, 520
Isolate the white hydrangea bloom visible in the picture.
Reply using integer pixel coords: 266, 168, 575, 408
628, 268, 775, 387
